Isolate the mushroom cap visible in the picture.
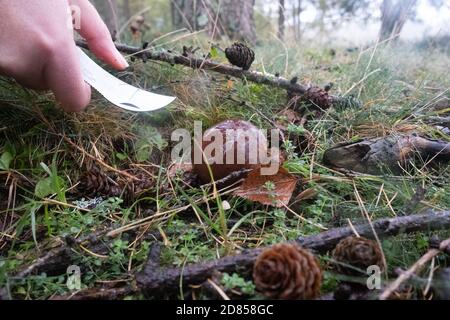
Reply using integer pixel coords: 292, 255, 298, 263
192, 120, 268, 184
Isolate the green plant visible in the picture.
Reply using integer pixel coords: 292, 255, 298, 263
221, 273, 256, 295
0, 150, 14, 170
34, 161, 66, 202
134, 125, 167, 162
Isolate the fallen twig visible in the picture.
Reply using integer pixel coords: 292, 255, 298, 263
8, 228, 162, 283
51, 284, 136, 300
136, 210, 450, 296
13, 229, 110, 279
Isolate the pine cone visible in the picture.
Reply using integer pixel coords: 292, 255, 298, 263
225, 43, 255, 70
77, 167, 122, 198
124, 171, 154, 197
288, 86, 333, 111
253, 243, 322, 299
303, 86, 333, 109
332, 236, 384, 275
77, 166, 156, 202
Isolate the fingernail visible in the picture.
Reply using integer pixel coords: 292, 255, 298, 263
115, 50, 129, 69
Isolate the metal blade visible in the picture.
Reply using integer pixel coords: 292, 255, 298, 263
78, 47, 175, 112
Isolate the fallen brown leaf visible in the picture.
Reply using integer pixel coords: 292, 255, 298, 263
234, 167, 297, 207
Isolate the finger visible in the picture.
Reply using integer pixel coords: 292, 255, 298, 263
0, 55, 47, 91
43, 41, 91, 112
70, 0, 128, 70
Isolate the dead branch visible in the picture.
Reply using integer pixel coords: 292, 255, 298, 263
323, 135, 450, 175
75, 40, 344, 104
9, 228, 161, 283
51, 284, 136, 300
13, 229, 110, 279
136, 209, 450, 296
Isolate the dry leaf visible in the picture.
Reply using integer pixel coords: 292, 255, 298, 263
234, 167, 297, 207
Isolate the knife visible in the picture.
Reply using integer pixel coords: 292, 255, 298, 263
78, 47, 176, 112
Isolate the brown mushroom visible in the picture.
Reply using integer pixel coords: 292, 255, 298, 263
192, 120, 268, 184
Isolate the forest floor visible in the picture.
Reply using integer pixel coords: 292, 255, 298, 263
0, 35, 449, 300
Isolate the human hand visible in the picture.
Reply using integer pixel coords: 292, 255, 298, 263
0, 0, 128, 112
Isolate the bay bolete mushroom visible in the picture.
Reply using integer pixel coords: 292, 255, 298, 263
192, 120, 268, 184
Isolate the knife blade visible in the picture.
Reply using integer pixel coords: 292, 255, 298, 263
78, 47, 176, 112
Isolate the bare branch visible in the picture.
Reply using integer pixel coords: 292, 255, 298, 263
75, 40, 344, 104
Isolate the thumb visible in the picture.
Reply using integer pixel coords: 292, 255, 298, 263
71, 0, 128, 70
